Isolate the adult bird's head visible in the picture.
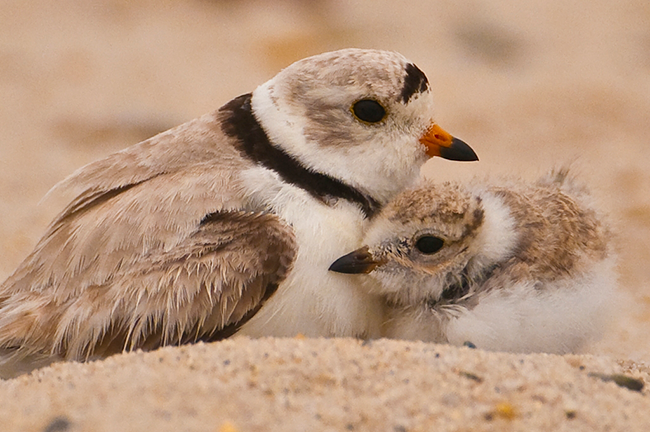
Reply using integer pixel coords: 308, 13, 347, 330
248, 49, 478, 206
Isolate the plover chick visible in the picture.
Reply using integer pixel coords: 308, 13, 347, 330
330, 168, 616, 354
0, 49, 477, 377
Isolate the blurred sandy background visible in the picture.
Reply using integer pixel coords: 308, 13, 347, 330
1, 0, 649, 368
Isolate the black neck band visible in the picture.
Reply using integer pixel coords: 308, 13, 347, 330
219, 93, 380, 218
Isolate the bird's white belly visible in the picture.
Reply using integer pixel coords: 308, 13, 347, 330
383, 256, 616, 354
445, 264, 616, 354
237, 180, 384, 338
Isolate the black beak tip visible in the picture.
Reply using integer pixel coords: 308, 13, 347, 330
329, 254, 359, 274
329, 249, 377, 274
440, 137, 479, 162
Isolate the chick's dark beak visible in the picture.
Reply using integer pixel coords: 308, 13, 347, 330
329, 246, 384, 274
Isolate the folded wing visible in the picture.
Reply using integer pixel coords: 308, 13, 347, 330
0, 207, 296, 363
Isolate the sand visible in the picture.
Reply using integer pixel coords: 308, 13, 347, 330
1, 0, 650, 430
2, 338, 649, 432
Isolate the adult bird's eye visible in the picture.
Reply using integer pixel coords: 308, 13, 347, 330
415, 236, 444, 254
351, 99, 387, 123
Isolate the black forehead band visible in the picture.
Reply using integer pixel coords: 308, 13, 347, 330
400, 63, 429, 104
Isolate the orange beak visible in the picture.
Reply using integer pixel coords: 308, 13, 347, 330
419, 124, 478, 161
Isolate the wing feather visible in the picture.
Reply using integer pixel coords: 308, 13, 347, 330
0, 111, 296, 369
0, 210, 296, 361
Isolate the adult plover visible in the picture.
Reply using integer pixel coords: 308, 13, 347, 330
330, 168, 616, 354
0, 49, 477, 376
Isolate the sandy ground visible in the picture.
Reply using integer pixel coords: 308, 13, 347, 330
2, 338, 650, 432
1, 0, 650, 430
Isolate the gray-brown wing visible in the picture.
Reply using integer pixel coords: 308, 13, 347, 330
49, 112, 230, 208
0, 210, 296, 361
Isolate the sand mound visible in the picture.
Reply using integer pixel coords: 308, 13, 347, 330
2, 338, 648, 431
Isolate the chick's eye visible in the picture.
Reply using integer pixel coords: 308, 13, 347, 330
415, 236, 444, 254
351, 99, 386, 123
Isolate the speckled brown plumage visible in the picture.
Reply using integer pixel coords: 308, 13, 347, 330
332, 168, 616, 354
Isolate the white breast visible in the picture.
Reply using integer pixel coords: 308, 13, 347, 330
445, 255, 617, 354
235, 166, 384, 338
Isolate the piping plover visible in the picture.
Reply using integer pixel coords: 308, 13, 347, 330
330, 168, 616, 354
0, 49, 477, 376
